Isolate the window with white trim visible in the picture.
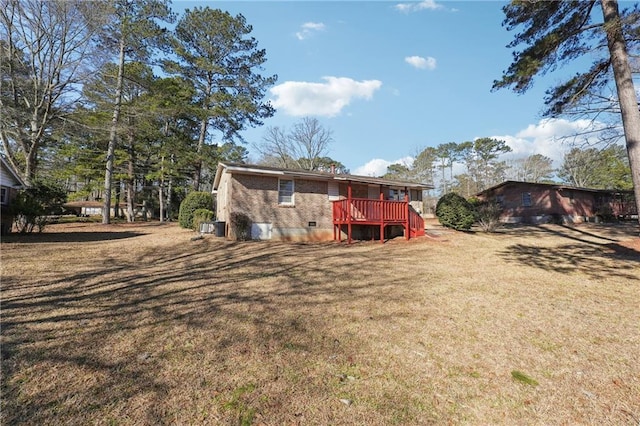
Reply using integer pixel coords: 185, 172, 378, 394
522, 192, 532, 207
0, 187, 7, 205
278, 179, 294, 205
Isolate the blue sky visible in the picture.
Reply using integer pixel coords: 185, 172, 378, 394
175, 1, 621, 176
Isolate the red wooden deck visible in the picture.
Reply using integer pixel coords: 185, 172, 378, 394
332, 198, 425, 243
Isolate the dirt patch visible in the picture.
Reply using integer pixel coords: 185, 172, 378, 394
2, 221, 639, 425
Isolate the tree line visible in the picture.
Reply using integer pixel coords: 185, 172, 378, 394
1, 0, 275, 223
381, 140, 632, 199
2, 0, 639, 225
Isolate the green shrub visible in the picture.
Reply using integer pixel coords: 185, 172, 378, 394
11, 180, 67, 233
178, 191, 213, 229
192, 208, 214, 231
436, 192, 475, 231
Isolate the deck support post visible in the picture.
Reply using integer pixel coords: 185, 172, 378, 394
405, 190, 410, 240
380, 189, 384, 243
347, 182, 352, 244
332, 185, 424, 244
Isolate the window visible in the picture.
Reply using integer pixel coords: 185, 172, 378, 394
0, 187, 7, 205
388, 189, 406, 200
522, 192, 532, 207
278, 179, 294, 205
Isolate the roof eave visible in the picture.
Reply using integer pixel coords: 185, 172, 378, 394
212, 162, 433, 191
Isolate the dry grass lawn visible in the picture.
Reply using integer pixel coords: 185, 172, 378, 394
1, 221, 639, 425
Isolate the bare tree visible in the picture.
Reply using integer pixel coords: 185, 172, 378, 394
558, 145, 632, 189
0, 0, 104, 185
289, 117, 333, 170
256, 117, 334, 171
558, 148, 601, 188
512, 154, 555, 183
259, 126, 294, 168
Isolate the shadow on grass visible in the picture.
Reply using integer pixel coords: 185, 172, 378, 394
0, 239, 414, 424
498, 224, 639, 280
1, 231, 144, 243
496, 222, 639, 240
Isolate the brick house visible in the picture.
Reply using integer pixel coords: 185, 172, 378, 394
212, 162, 432, 242
0, 156, 26, 235
476, 180, 637, 224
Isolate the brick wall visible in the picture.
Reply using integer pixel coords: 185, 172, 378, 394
479, 183, 599, 223
225, 173, 335, 241
217, 170, 428, 240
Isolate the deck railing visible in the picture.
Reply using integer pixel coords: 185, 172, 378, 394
332, 198, 425, 242
332, 198, 408, 223
409, 208, 425, 236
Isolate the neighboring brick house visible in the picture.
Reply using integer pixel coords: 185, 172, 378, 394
1, 156, 26, 235
476, 180, 637, 224
212, 162, 432, 242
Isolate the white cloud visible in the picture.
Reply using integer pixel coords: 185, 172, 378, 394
353, 157, 413, 177
353, 118, 614, 180
405, 55, 437, 70
295, 22, 325, 40
395, 0, 443, 13
270, 77, 383, 117
493, 118, 610, 166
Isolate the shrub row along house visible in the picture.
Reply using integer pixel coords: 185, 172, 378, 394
212, 162, 432, 243
476, 180, 637, 224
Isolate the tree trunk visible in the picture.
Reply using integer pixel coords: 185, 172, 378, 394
24, 145, 36, 187
114, 180, 121, 219
159, 155, 165, 223
103, 37, 125, 224
193, 117, 208, 191
601, 0, 640, 229
167, 154, 175, 221
126, 178, 135, 222
126, 130, 135, 223
24, 115, 39, 186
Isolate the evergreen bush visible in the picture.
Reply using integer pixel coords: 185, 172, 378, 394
11, 180, 67, 233
192, 208, 214, 231
178, 192, 213, 229
436, 192, 475, 231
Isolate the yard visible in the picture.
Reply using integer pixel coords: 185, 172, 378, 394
1, 221, 639, 425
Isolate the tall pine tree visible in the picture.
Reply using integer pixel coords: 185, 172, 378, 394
493, 0, 640, 226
